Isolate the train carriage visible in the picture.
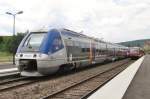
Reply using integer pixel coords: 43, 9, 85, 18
129, 47, 144, 59
15, 28, 129, 76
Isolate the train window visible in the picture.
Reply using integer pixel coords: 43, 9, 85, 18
86, 48, 90, 52
96, 49, 99, 52
82, 48, 86, 52
64, 39, 73, 46
24, 33, 46, 49
51, 37, 63, 52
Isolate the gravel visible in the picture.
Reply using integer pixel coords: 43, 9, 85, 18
0, 59, 130, 99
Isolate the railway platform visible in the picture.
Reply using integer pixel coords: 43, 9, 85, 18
0, 62, 18, 77
88, 55, 149, 99
0, 62, 15, 69
123, 55, 150, 99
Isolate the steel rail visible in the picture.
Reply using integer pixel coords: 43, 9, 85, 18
41, 60, 132, 99
80, 61, 134, 99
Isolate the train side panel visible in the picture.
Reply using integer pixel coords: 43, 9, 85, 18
129, 47, 144, 59
15, 28, 129, 76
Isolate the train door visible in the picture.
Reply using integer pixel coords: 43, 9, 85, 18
92, 44, 96, 61
89, 41, 96, 63
63, 39, 73, 62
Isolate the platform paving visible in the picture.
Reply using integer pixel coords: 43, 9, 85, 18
0, 62, 15, 69
88, 56, 144, 99
123, 55, 150, 99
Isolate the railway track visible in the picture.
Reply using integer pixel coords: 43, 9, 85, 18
0, 73, 20, 81
41, 60, 133, 99
0, 76, 34, 92
0, 71, 19, 78
0, 73, 60, 92
0, 59, 134, 99
0, 75, 26, 85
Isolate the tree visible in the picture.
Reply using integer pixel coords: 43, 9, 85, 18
0, 37, 3, 43
0, 33, 25, 53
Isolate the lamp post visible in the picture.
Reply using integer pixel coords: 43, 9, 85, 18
6, 11, 23, 65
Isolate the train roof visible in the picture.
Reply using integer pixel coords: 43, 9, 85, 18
61, 29, 89, 38
61, 28, 106, 42
29, 28, 128, 49
61, 29, 128, 48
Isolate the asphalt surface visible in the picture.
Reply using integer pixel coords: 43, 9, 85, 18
123, 55, 150, 99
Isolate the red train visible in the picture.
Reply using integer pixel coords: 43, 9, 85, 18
128, 47, 144, 59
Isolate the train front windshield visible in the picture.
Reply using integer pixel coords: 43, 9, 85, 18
23, 33, 46, 51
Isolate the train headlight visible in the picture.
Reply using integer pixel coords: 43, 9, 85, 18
33, 54, 37, 58
20, 54, 23, 57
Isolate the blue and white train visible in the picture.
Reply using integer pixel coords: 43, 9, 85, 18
15, 28, 129, 76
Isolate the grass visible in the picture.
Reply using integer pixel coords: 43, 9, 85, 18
0, 52, 13, 62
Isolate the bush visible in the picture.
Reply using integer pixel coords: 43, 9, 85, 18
0, 33, 25, 53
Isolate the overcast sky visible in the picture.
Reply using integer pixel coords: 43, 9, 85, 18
0, 0, 150, 43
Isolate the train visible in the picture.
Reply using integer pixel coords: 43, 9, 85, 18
15, 28, 130, 76
128, 47, 145, 59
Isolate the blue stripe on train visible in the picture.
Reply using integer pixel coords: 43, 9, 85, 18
40, 29, 64, 54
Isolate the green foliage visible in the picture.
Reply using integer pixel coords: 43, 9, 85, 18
0, 52, 12, 62
0, 37, 3, 43
0, 33, 25, 53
